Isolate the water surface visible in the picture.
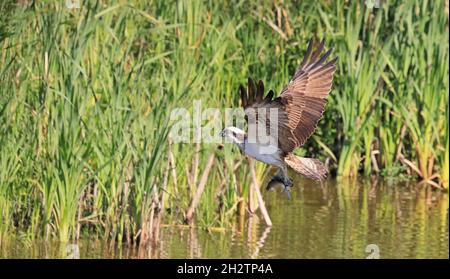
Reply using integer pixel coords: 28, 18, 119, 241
1, 178, 448, 259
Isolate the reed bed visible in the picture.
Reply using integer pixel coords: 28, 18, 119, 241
0, 0, 448, 244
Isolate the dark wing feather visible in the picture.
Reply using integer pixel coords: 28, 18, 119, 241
240, 78, 297, 151
238, 39, 337, 154
278, 38, 338, 153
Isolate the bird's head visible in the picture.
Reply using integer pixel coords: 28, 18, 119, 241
220, 126, 246, 145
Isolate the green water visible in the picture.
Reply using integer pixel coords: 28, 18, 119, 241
1, 178, 448, 259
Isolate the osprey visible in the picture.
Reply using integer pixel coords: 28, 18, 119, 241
220, 38, 337, 196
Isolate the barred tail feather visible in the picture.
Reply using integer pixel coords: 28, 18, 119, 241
284, 154, 328, 181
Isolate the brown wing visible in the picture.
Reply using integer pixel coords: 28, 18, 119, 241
239, 78, 297, 151
278, 38, 338, 153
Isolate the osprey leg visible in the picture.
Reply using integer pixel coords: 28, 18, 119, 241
280, 166, 293, 187
280, 166, 293, 199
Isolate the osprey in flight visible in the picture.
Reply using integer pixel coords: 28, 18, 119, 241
220, 38, 337, 196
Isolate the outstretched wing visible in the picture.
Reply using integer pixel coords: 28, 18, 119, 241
239, 38, 337, 154
278, 38, 338, 153
239, 78, 297, 151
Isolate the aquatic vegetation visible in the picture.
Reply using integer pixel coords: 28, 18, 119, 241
0, 0, 448, 244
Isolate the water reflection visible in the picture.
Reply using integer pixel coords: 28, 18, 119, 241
250, 225, 271, 259
0, 178, 448, 259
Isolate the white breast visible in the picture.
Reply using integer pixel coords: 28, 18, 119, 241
243, 141, 284, 167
